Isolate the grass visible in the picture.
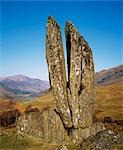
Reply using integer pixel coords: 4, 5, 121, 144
23, 91, 54, 111
0, 91, 54, 113
0, 128, 78, 150
0, 128, 51, 150
0, 98, 24, 113
1, 126, 122, 150
113, 144, 123, 150
1, 82, 123, 121
95, 82, 123, 120
0, 91, 77, 149
1, 82, 123, 120
0, 83, 123, 149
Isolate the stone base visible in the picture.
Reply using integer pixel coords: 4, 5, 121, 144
17, 108, 104, 145
17, 108, 68, 144
69, 123, 105, 144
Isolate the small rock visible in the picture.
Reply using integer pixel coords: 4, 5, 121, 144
108, 130, 114, 135
114, 135, 117, 139
60, 145, 68, 150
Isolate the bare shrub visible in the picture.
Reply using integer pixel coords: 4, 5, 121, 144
24, 105, 39, 114
0, 109, 21, 127
102, 117, 113, 123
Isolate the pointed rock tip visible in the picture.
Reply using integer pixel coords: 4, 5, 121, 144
66, 20, 78, 33
47, 16, 55, 23
66, 20, 73, 27
48, 16, 55, 21
66, 20, 88, 45
47, 16, 60, 28
47, 16, 58, 24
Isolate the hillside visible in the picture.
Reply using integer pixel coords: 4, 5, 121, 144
1, 65, 122, 100
0, 65, 123, 121
0, 75, 50, 99
95, 82, 123, 121
95, 65, 123, 86
0, 65, 123, 150
95, 65, 123, 121
0, 87, 16, 99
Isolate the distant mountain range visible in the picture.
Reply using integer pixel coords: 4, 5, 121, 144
95, 65, 123, 86
0, 75, 50, 99
0, 65, 123, 100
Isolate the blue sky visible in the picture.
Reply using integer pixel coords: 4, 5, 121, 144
1, 1, 122, 81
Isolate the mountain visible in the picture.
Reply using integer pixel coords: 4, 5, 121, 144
0, 65, 123, 100
95, 65, 123, 86
0, 75, 50, 99
0, 87, 16, 99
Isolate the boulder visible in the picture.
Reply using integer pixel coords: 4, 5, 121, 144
17, 107, 69, 144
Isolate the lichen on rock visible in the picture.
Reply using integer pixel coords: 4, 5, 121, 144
46, 16, 72, 128
17, 16, 103, 145
17, 107, 69, 144
65, 21, 95, 129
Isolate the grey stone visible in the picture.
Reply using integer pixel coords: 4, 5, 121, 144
17, 16, 103, 145
17, 108, 69, 144
46, 16, 72, 128
65, 22, 95, 128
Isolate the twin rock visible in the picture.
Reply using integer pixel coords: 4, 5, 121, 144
17, 16, 104, 145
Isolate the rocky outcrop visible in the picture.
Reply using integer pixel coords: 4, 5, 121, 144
17, 16, 103, 145
69, 123, 104, 144
17, 107, 69, 144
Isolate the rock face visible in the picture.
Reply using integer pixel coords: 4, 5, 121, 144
65, 22, 95, 129
45, 16, 103, 143
17, 16, 103, 145
46, 16, 72, 128
17, 108, 68, 144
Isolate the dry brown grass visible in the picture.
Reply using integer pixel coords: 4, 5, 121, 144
23, 91, 54, 111
95, 82, 123, 121
1, 84, 123, 149
25, 83, 123, 122
1, 82, 123, 122
0, 91, 54, 113
0, 98, 24, 113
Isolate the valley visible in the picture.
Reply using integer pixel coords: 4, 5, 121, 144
0, 65, 123, 150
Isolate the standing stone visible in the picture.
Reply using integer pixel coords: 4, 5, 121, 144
17, 16, 103, 145
65, 22, 95, 128
46, 16, 72, 128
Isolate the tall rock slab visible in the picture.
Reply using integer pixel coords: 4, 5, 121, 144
17, 16, 103, 145
46, 16, 72, 128
65, 22, 95, 128
45, 17, 103, 143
